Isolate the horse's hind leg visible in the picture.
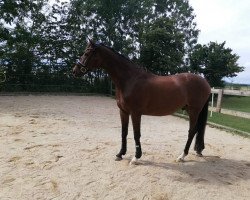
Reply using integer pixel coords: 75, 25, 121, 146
177, 108, 199, 162
116, 109, 129, 161
194, 99, 209, 156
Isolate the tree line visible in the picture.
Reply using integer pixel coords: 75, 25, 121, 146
0, 0, 244, 92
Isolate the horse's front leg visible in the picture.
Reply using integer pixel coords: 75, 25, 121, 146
116, 109, 129, 161
130, 113, 142, 165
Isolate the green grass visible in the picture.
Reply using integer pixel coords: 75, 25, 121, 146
221, 96, 250, 113
208, 112, 250, 134
175, 110, 250, 136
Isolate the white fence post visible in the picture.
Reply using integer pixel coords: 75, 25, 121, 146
210, 87, 214, 117
216, 89, 224, 113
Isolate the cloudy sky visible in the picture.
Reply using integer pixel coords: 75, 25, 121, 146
189, 0, 250, 84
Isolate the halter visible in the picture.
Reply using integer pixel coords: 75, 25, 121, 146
76, 60, 88, 74
0, 72, 6, 83
76, 42, 102, 74
76, 47, 95, 74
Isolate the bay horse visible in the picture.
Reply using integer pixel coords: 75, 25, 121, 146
73, 40, 211, 164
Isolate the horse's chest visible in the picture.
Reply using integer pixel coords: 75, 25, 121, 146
116, 95, 131, 113
116, 98, 126, 110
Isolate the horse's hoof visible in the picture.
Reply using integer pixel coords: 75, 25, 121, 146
196, 152, 203, 157
176, 157, 184, 162
176, 152, 186, 162
115, 156, 122, 161
130, 157, 139, 165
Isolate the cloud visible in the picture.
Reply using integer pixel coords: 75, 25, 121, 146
189, 0, 250, 84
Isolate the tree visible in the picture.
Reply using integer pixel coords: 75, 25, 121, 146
0, 0, 49, 90
152, 0, 199, 53
39, 0, 71, 73
140, 18, 185, 75
189, 42, 244, 87
65, 0, 198, 75
0, 0, 199, 92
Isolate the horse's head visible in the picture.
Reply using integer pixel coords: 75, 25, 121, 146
73, 40, 102, 77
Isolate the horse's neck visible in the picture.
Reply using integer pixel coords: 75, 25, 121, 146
100, 48, 142, 89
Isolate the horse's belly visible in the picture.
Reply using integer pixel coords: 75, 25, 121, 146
142, 107, 180, 116
142, 99, 184, 116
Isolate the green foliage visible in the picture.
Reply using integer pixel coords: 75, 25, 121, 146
0, 0, 49, 90
0, 0, 199, 92
140, 18, 185, 75
0, 0, 82, 92
189, 42, 244, 87
66, 0, 198, 75
0, 0, 244, 92
67, 0, 197, 54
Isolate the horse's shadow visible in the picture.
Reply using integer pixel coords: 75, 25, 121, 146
140, 155, 250, 185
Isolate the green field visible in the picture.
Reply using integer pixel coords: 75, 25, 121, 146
207, 112, 250, 135
221, 96, 250, 113
176, 110, 250, 136
209, 94, 250, 135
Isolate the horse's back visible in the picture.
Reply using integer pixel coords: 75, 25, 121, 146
117, 72, 210, 116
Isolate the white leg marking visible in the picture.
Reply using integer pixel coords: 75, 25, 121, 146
176, 152, 187, 162
130, 156, 139, 165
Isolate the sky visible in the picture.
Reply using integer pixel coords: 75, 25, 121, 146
189, 0, 250, 84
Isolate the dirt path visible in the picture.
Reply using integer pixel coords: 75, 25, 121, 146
0, 96, 250, 200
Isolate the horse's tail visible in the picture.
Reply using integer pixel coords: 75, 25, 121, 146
194, 98, 209, 153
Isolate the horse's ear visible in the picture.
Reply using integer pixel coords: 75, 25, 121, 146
87, 37, 95, 46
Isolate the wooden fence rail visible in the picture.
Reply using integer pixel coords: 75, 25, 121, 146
211, 88, 250, 119
211, 88, 250, 97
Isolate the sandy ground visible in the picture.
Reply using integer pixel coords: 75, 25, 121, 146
0, 95, 250, 200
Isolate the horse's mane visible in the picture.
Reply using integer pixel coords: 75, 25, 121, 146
99, 43, 149, 73
99, 43, 133, 63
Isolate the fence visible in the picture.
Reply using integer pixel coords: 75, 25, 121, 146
1, 72, 250, 119
0, 73, 111, 94
210, 88, 250, 119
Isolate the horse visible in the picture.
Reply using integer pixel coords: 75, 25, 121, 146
73, 40, 211, 164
